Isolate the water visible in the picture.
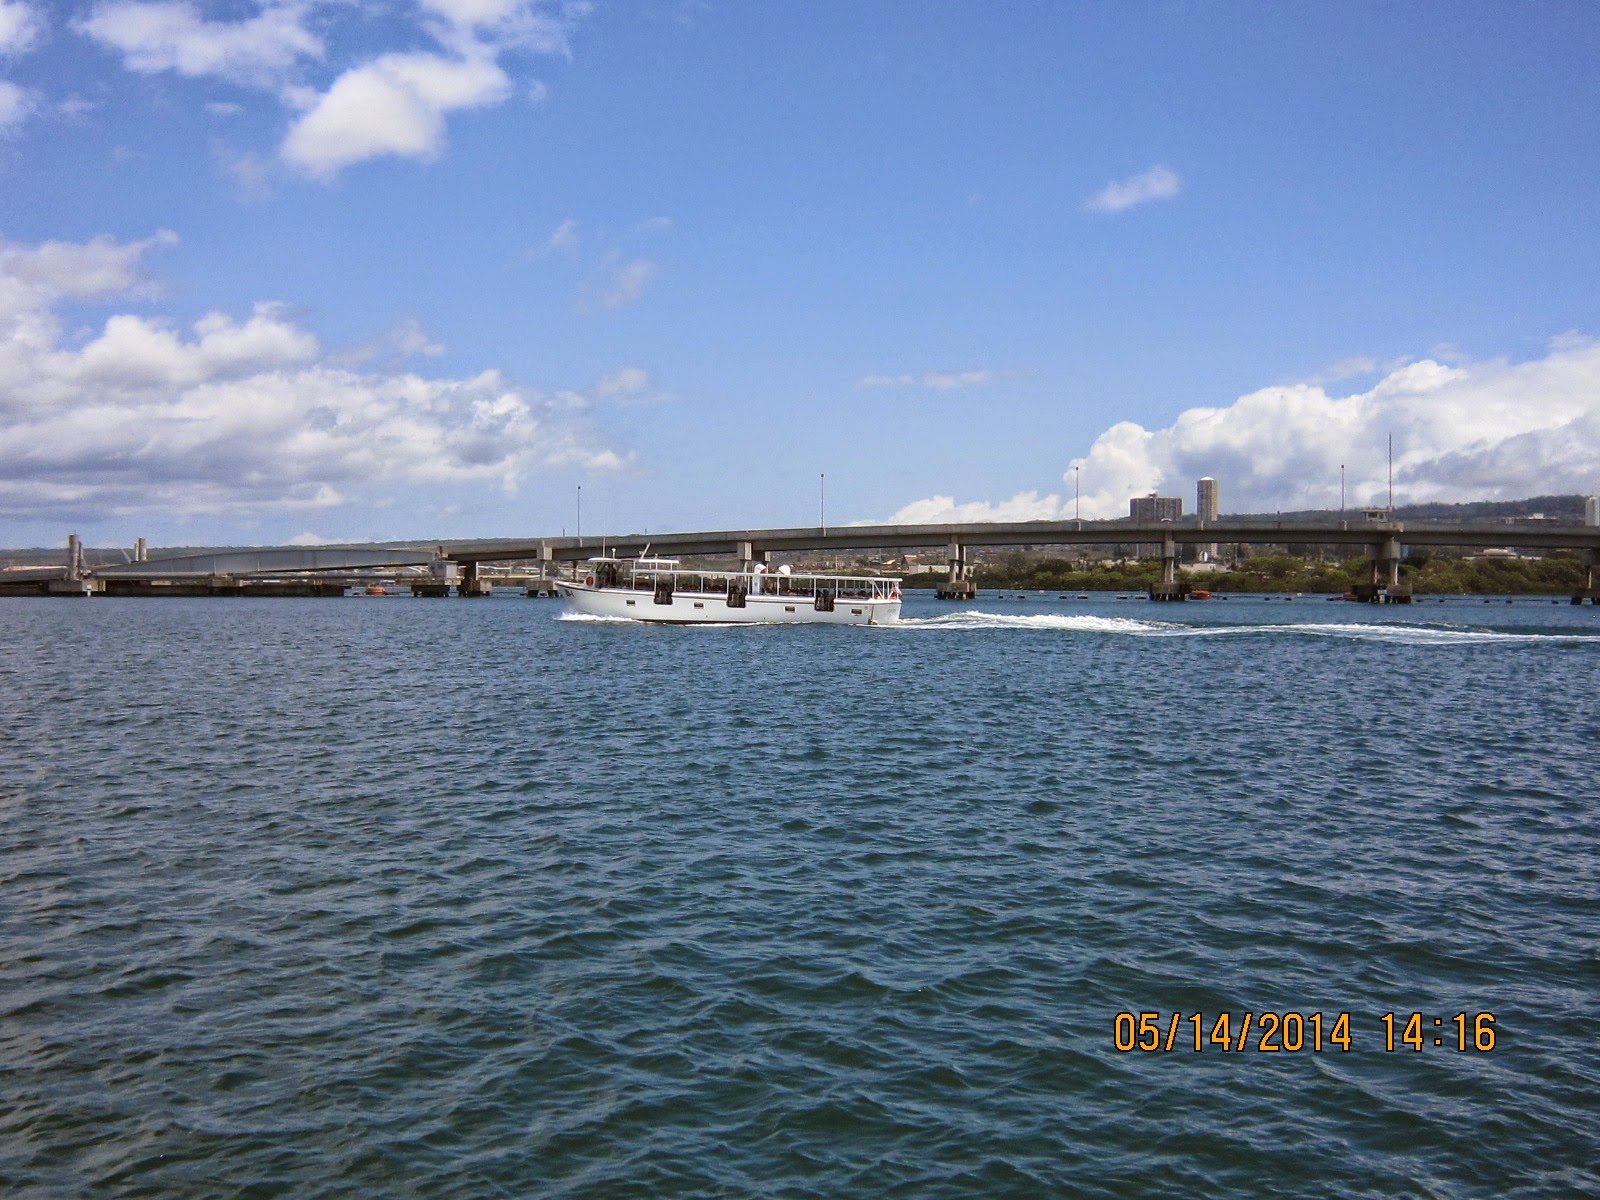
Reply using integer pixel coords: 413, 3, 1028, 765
2, 592, 1597, 1198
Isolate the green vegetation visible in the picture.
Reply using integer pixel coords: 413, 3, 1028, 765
899, 550, 1589, 595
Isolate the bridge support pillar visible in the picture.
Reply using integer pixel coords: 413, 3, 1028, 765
1574, 549, 1600, 604
937, 540, 975, 600
457, 561, 492, 597
1357, 537, 1410, 603
1148, 532, 1190, 600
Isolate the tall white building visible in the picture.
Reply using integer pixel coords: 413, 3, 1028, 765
1587, 495, 1599, 526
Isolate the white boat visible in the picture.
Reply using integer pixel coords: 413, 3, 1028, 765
554, 556, 902, 624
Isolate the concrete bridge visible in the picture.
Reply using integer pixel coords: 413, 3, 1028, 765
8, 516, 1600, 601
428, 516, 1600, 603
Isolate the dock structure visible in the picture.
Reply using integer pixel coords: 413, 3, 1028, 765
4, 517, 1600, 601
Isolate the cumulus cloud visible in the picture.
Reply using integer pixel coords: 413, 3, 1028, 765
1085, 164, 1181, 214
885, 339, 1600, 524
280, 49, 510, 178
0, 231, 627, 524
75, 1, 590, 179
882, 491, 1071, 525
858, 369, 995, 390
76, 0, 323, 87
0, 228, 178, 309
0, 1, 42, 56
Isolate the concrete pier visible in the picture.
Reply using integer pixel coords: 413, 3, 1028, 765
1148, 531, 1189, 600
1349, 536, 1413, 603
936, 539, 976, 600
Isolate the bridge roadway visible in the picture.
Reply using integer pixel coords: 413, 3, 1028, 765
426, 517, 1600, 565
68, 517, 1600, 573
16, 517, 1600, 600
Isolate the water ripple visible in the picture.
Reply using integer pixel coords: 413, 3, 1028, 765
1, 594, 1596, 1197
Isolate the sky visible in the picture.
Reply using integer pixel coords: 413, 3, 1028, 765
1, 0, 1598, 548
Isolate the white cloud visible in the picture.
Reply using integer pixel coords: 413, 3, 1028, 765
280, 49, 509, 178
0, 1, 42, 56
0, 231, 628, 523
391, 316, 445, 358
882, 490, 1071, 525
76, 0, 323, 87
1060, 348, 1600, 516
634, 215, 672, 234
545, 217, 578, 251
0, 78, 29, 132
0, 228, 177, 310
858, 369, 994, 391
420, 0, 586, 54
75, 2, 591, 180
885, 338, 1600, 523
602, 258, 655, 309
213, 142, 272, 200
1085, 163, 1181, 214
593, 366, 647, 398
0, 0, 38, 137
326, 317, 447, 367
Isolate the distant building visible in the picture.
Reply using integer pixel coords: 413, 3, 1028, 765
1130, 492, 1182, 559
1130, 492, 1182, 522
1587, 496, 1599, 526
1196, 477, 1220, 561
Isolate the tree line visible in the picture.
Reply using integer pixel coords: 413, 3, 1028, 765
895, 550, 1590, 595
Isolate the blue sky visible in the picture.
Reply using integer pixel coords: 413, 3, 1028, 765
1, 1, 1598, 548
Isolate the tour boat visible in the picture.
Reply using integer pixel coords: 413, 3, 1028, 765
554, 556, 902, 624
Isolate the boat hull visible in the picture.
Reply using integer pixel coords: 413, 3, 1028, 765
554, 582, 900, 625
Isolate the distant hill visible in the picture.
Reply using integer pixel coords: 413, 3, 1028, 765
1230, 494, 1592, 523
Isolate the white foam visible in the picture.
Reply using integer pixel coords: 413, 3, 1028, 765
892, 611, 1177, 634
886, 610, 1594, 645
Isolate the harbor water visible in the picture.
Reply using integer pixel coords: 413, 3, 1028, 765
2, 593, 1597, 1198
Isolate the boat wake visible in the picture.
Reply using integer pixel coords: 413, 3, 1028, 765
890, 611, 1596, 645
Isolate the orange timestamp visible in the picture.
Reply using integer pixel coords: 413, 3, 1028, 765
1112, 1011, 1499, 1053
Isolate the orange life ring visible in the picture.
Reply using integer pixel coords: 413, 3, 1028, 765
584, 574, 596, 587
